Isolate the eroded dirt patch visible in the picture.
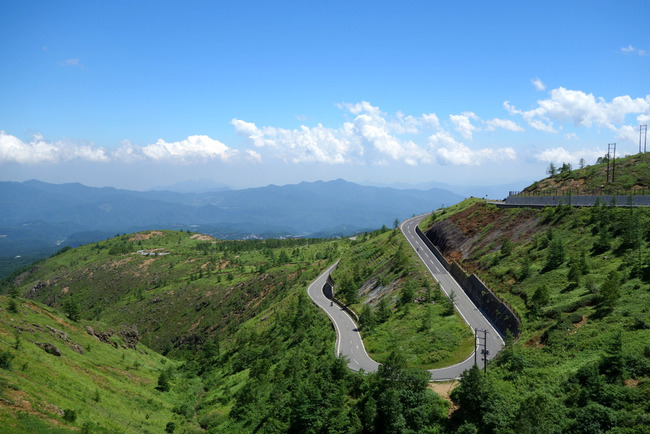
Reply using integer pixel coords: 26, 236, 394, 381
129, 231, 165, 241
190, 233, 215, 241
429, 381, 459, 416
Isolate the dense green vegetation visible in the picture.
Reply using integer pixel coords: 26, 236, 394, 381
1, 227, 470, 432
2, 157, 650, 432
421, 198, 650, 432
3, 231, 340, 353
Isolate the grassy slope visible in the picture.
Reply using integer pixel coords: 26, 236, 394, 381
421, 197, 650, 430
523, 152, 650, 195
0, 296, 187, 433
4, 227, 473, 371
4, 231, 341, 353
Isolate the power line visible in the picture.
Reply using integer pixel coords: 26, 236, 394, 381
607, 143, 616, 183
474, 328, 489, 373
640, 125, 647, 154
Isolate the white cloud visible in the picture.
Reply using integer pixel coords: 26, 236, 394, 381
505, 87, 650, 137
245, 149, 262, 163
428, 130, 516, 166
0, 131, 239, 165
233, 102, 435, 165
139, 135, 236, 162
450, 112, 478, 139
532, 77, 546, 91
535, 147, 605, 165
565, 132, 579, 140
231, 119, 276, 148
621, 45, 647, 56
0, 131, 108, 164
484, 118, 524, 132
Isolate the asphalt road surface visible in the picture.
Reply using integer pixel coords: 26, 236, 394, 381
307, 213, 505, 380
307, 261, 380, 373
401, 214, 504, 380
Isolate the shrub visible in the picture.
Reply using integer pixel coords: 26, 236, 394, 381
7, 298, 18, 313
157, 371, 170, 392
63, 298, 81, 322
0, 350, 15, 370
63, 409, 77, 423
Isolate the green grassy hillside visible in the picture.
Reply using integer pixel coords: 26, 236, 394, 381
0, 295, 187, 433
3, 230, 340, 354
3, 156, 650, 432
421, 199, 650, 432
523, 151, 650, 195
1, 226, 474, 432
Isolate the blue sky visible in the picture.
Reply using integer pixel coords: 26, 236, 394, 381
1, 1, 649, 192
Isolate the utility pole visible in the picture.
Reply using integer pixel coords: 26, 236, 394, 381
607, 143, 616, 183
475, 328, 489, 373
640, 125, 647, 154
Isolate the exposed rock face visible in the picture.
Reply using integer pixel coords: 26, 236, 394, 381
86, 326, 115, 344
36, 342, 62, 357
46, 325, 69, 341
425, 220, 468, 258
68, 343, 85, 354
119, 326, 140, 350
29, 281, 47, 297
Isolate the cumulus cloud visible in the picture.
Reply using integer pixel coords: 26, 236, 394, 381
0, 131, 108, 164
535, 147, 605, 165
484, 118, 524, 132
0, 131, 239, 165
450, 112, 478, 140
504, 87, 650, 136
428, 130, 516, 166
139, 135, 236, 162
233, 102, 436, 165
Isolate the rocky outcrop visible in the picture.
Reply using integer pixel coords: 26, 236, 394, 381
425, 220, 468, 258
86, 326, 114, 344
46, 325, 69, 341
68, 343, 84, 354
36, 342, 62, 357
119, 326, 140, 350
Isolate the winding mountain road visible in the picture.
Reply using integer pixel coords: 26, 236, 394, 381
307, 262, 380, 373
307, 213, 505, 380
401, 214, 504, 380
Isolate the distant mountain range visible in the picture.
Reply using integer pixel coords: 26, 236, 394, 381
0, 178, 463, 272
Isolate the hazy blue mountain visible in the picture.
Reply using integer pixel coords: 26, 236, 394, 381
0, 178, 462, 274
149, 179, 231, 193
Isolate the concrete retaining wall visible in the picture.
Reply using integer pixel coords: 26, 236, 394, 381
416, 226, 520, 339
505, 194, 650, 207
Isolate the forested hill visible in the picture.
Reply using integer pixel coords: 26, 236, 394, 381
0, 178, 463, 278
1, 228, 458, 432
418, 197, 650, 432
2, 155, 650, 432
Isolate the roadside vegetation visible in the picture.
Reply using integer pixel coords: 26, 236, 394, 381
332, 226, 474, 369
421, 194, 650, 431
1, 153, 649, 432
